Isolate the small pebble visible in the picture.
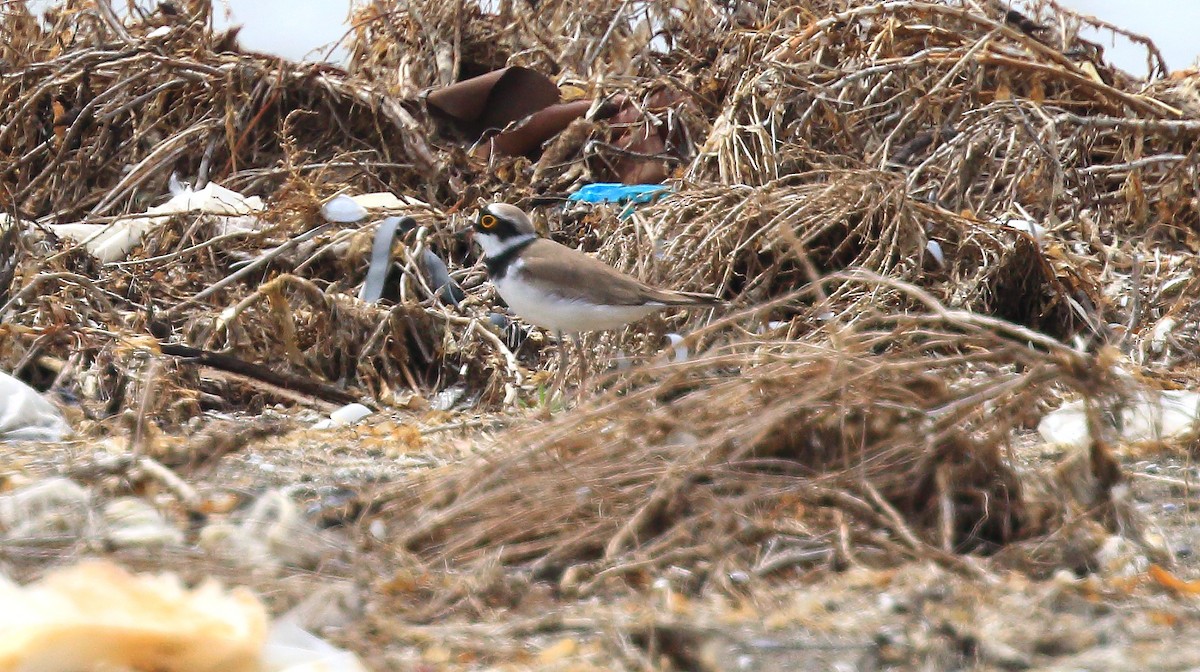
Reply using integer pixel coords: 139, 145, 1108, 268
431, 384, 468, 411
103, 498, 184, 549
487, 312, 510, 330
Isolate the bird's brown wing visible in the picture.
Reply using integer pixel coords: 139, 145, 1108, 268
516, 239, 719, 306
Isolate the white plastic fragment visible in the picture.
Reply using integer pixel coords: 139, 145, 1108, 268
312, 403, 372, 429
1038, 389, 1200, 448
999, 217, 1047, 241
160, 182, 265, 216
430, 384, 468, 412
324, 192, 429, 223
665, 333, 689, 362
1037, 400, 1090, 447
168, 172, 188, 195
925, 239, 945, 267
262, 621, 369, 672
145, 25, 173, 39
48, 181, 264, 263
320, 194, 368, 223
0, 371, 71, 442
211, 214, 267, 236
348, 192, 406, 210
0, 213, 32, 231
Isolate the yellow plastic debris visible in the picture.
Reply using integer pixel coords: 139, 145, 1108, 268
0, 560, 266, 672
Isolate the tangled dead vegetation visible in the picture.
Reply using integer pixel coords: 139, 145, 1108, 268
590, 170, 1094, 338
3, 0, 1200, 655
3, 0, 1199, 414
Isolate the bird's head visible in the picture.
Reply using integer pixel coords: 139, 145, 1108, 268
471, 203, 537, 257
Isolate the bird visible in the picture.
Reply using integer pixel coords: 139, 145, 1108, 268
467, 202, 720, 396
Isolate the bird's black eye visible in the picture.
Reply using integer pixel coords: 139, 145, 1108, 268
480, 214, 498, 229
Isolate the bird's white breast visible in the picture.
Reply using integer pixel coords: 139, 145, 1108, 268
494, 260, 661, 333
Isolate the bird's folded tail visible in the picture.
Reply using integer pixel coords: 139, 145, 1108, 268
646, 288, 724, 306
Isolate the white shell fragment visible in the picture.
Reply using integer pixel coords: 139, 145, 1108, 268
319, 195, 368, 223
312, 403, 372, 429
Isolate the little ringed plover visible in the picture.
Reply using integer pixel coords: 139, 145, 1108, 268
468, 203, 719, 399
469, 203, 720, 335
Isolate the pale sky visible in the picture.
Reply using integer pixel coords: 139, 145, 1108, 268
210, 1, 351, 63
22, 1, 1200, 76
1066, 0, 1200, 76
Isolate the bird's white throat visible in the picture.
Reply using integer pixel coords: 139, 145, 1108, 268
476, 231, 536, 259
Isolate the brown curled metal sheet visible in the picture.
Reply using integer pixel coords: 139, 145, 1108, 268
475, 99, 593, 158
425, 66, 561, 135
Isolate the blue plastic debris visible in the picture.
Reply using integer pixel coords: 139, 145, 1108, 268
567, 183, 673, 220
567, 183, 671, 205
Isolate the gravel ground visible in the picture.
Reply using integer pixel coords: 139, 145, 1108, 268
3, 405, 1200, 671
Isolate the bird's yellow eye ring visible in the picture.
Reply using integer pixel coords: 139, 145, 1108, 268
480, 214, 498, 229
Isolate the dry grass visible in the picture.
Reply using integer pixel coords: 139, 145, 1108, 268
372, 275, 1133, 611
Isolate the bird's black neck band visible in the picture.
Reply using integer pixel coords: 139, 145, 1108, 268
485, 237, 536, 279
